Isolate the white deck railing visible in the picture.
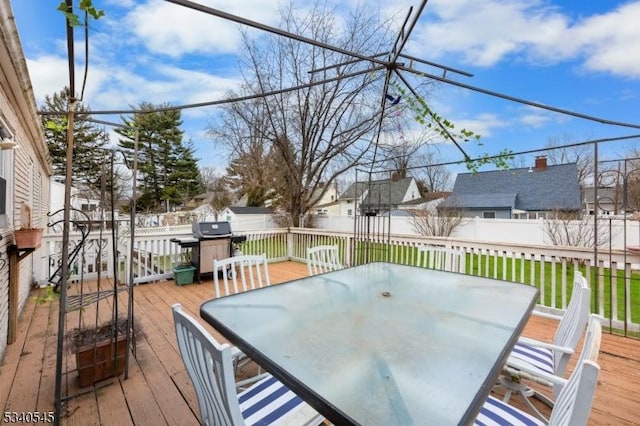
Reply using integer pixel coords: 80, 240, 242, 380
37, 227, 640, 333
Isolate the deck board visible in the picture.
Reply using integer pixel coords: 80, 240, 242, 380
1, 260, 638, 425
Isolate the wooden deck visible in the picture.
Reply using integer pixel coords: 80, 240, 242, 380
1, 261, 639, 425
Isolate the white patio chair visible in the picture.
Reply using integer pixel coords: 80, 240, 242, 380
416, 245, 466, 273
213, 254, 271, 298
172, 304, 324, 426
476, 314, 602, 426
500, 271, 591, 418
213, 254, 271, 388
306, 244, 343, 276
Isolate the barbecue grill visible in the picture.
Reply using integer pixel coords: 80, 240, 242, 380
171, 221, 246, 281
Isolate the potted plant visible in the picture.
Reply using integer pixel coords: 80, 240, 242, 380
65, 317, 143, 387
13, 203, 43, 249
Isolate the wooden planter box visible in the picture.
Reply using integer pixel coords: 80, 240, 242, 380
14, 228, 43, 249
75, 335, 127, 387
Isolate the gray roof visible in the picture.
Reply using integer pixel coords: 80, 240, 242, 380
402, 192, 451, 206
441, 163, 581, 211
379, 209, 412, 217
445, 193, 517, 210
339, 177, 414, 207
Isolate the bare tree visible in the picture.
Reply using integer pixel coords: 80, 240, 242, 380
207, 3, 418, 226
409, 203, 463, 237
544, 134, 593, 187
417, 151, 451, 192
626, 169, 640, 212
616, 146, 640, 212
375, 99, 438, 178
543, 210, 612, 247
211, 97, 278, 206
200, 166, 222, 191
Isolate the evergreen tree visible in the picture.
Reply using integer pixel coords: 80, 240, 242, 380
116, 103, 202, 212
40, 87, 110, 188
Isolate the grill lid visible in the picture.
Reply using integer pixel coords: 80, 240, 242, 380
192, 221, 232, 239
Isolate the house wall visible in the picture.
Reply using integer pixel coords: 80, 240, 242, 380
0, 1, 52, 359
401, 179, 421, 203
313, 183, 338, 206
456, 209, 512, 220
229, 214, 278, 231
338, 199, 359, 217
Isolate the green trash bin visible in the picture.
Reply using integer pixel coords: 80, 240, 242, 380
173, 264, 196, 285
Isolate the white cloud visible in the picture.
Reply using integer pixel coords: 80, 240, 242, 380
571, 2, 640, 78
518, 112, 551, 128
25, 56, 69, 105
123, 0, 282, 58
411, 0, 569, 66
450, 113, 506, 138
408, 0, 640, 78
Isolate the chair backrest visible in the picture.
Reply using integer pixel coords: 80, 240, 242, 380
171, 303, 244, 426
549, 314, 602, 426
213, 254, 270, 298
416, 245, 466, 273
552, 271, 591, 378
306, 245, 343, 276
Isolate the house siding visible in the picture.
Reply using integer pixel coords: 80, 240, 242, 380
456, 209, 511, 220
0, 2, 52, 359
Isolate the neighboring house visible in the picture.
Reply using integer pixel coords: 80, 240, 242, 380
338, 175, 421, 216
49, 177, 113, 228
440, 157, 581, 219
1, 4, 53, 358
220, 206, 273, 221
218, 206, 275, 230
582, 186, 625, 216
400, 191, 452, 213
309, 182, 339, 216
185, 191, 215, 210
312, 200, 341, 216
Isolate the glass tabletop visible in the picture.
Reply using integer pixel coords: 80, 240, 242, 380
200, 262, 538, 425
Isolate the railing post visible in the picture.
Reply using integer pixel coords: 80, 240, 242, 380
287, 230, 294, 260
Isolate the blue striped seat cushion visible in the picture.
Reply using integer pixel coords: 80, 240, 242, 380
238, 375, 309, 425
475, 396, 544, 425
508, 341, 555, 375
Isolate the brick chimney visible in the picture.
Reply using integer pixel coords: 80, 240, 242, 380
534, 155, 547, 171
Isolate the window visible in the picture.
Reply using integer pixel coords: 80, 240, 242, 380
0, 177, 6, 228
81, 203, 98, 212
347, 209, 353, 216
483, 211, 496, 219
0, 148, 12, 229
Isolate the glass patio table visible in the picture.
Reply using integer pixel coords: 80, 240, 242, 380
200, 261, 538, 425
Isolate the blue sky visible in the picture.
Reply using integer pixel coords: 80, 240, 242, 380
10, 0, 640, 176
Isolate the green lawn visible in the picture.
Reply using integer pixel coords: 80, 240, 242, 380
160, 236, 639, 326
354, 242, 640, 324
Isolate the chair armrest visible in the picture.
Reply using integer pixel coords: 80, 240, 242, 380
504, 358, 569, 387
518, 336, 575, 354
531, 310, 564, 321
